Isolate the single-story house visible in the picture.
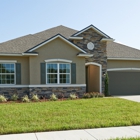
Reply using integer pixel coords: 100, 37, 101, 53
0, 24, 140, 98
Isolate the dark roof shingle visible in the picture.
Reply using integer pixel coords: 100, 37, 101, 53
0, 25, 77, 53
107, 42, 140, 59
1, 25, 140, 59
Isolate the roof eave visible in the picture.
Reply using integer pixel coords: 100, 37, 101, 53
68, 37, 83, 40
107, 57, 140, 61
0, 53, 38, 56
100, 38, 115, 42
77, 53, 93, 58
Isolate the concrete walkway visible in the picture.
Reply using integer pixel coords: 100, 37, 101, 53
118, 95, 140, 103
0, 126, 140, 140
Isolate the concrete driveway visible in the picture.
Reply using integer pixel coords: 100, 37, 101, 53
118, 95, 140, 103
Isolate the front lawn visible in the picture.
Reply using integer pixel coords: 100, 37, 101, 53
0, 98, 140, 134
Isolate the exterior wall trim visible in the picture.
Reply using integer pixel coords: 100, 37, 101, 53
69, 37, 83, 40
108, 58, 140, 61
107, 68, 140, 71
0, 53, 38, 56
100, 38, 114, 42
85, 62, 102, 93
45, 59, 72, 63
77, 54, 93, 58
0, 84, 86, 88
0, 60, 17, 63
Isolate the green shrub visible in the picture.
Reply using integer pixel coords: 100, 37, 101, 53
0, 95, 7, 102
57, 93, 64, 99
105, 72, 109, 96
83, 93, 91, 98
50, 93, 58, 101
98, 93, 104, 98
22, 95, 30, 102
11, 94, 18, 101
31, 94, 40, 102
83, 92, 104, 98
69, 93, 77, 100
90, 92, 95, 98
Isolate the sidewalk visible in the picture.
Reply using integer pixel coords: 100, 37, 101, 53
0, 126, 140, 140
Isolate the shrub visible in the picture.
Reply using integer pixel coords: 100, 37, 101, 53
83, 93, 91, 98
11, 94, 18, 101
50, 93, 58, 101
90, 92, 95, 98
22, 95, 30, 102
104, 72, 109, 96
69, 93, 77, 100
98, 93, 104, 98
57, 93, 64, 99
83, 92, 104, 98
31, 94, 40, 102
0, 95, 7, 102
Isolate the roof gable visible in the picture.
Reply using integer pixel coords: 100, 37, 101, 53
27, 34, 87, 53
72, 24, 111, 38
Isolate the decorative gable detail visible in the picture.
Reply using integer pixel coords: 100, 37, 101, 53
72, 25, 111, 39
27, 34, 87, 53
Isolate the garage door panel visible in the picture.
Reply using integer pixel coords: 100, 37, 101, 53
108, 72, 140, 95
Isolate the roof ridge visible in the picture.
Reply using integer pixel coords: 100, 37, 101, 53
33, 25, 77, 35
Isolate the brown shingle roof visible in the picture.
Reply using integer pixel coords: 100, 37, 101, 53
0, 25, 77, 53
34, 25, 77, 40
1, 25, 140, 59
0, 35, 44, 53
107, 42, 140, 58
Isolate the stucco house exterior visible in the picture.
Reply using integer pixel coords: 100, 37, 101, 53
0, 25, 140, 98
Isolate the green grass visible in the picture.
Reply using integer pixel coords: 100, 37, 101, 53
0, 98, 140, 134
112, 137, 140, 140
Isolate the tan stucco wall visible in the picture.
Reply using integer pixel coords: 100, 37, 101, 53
107, 60, 140, 69
29, 38, 85, 84
87, 65, 99, 92
0, 56, 29, 84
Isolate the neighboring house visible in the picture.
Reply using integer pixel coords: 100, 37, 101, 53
0, 24, 140, 98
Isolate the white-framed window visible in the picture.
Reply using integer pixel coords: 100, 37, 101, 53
0, 63, 15, 84
46, 63, 70, 84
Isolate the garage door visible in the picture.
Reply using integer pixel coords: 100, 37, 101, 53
108, 71, 140, 95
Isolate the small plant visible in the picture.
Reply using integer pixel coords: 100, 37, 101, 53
83, 92, 104, 98
57, 93, 64, 99
22, 95, 30, 102
0, 95, 7, 102
31, 94, 40, 102
11, 94, 18, 101
90, 92, 95, 98
50, 93, 58, 101
83, 93, 91, 98
98, 93, 104, 98
69, 93, 77, 100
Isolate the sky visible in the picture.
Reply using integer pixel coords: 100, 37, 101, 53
0, 0, 140, 49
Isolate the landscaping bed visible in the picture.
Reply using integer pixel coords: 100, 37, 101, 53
0, 98, 140, 135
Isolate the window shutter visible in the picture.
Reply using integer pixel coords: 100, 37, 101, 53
16, 63, 21, 85
40, 63, 46, 84
71, 63, 76, 84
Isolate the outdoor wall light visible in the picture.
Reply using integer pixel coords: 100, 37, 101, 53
103, 72, 106, 76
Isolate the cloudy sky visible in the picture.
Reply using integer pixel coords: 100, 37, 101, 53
0, 0, 140, 49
